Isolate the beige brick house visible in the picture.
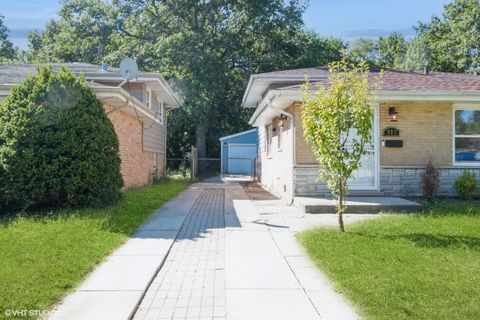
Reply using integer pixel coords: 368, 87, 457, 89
242, 67, 480, 201
0, 63, 180, 188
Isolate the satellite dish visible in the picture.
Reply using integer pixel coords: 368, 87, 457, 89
119, 57, 139, 81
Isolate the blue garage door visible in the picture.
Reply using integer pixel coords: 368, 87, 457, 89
228, 144, 257, 174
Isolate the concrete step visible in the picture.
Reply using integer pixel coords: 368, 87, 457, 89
348, 190, 385, 197
294, 196, 422, 214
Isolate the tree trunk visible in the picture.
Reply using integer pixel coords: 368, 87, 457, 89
337, 181, 346, 232
338, 208, 345, 232
196, 123, 207, 176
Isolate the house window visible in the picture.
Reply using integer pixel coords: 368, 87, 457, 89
266, 125, 273, 156
145, 88, 152, 109
454, 108, 480, 163
157, 99, 164, 124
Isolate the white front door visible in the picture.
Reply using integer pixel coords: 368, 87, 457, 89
346, 106, 378, 190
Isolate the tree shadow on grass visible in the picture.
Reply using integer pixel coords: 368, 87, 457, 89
397, 233, 480, 249
420, 202, 480, 217
354, 231, 480, 250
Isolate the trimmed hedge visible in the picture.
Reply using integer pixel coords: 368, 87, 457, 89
0, 67, 123, 211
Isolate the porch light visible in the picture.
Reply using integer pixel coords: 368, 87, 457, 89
388, 107, 398, 122
278, 114, 288, 127
223, 142, 228, 148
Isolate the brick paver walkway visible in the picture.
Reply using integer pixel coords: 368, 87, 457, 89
133, 188, 226, 320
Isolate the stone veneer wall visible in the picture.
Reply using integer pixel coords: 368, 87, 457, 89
294, 166, 480, 197
294, 167, 330, 197
381, 167, 480, 196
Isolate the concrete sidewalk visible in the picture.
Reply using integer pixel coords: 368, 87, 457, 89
224, 184, 363, 320
48, 186, 203, 320
50, 181, 367, 320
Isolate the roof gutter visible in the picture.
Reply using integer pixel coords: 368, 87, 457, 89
248, 87, 480, 126
94, 86, 162, 123
85, 73, 182, 107
248, 90, 278, 125
241, 74, 328, 108
241, 75, 257, 107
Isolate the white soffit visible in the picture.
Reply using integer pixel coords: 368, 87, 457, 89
242, 74, 327, 109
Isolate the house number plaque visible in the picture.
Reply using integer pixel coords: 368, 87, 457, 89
383, 127, 400, 136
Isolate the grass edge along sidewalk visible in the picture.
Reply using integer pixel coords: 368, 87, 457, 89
299, 202, 480, 320
0, 180, 190, 320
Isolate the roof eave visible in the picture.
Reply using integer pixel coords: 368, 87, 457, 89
219, 128, 257, 141
0, 74, 182, 108
85, 73, 182, 107
242, 73, 328, 109
248, 88, 480, 126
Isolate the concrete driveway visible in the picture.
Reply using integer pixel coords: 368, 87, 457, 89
50, 180, 372, 320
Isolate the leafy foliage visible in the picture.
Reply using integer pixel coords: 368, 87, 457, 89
0, 67, 123, 211
344, 33, 407, 69
454, 171, 479, 200
344, 39, 377, 66
0, 14, 16, 61
415, 0, 480, 73
421, 160, 440, 199
345, 0, 480, 73
26, 0, 345, 158
403, 37, 430, 71
302, 61, 382, 231
375, 33, 407, 68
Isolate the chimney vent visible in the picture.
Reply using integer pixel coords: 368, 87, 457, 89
423, 65, 429, 75
101, 63, 108, 72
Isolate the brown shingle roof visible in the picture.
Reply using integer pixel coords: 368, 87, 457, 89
259, 67, 480, 92
0, 63, 120, 85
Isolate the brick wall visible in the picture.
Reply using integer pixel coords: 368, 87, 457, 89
293, 103, 317, 164
294, 101, 454, 167
103, 103, 164, 189
379, 102, 453, 166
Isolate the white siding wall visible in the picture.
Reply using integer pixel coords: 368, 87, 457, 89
142, 91, 166, 153
121, 82, 145, 102
257, 116, 294, 201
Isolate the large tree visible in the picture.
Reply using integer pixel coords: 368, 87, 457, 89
0, 14, 16, 62
344, 38, 377, 66
404, 37, 429, 71
415, 0, 480, 73
28, 0, 344, 160
344, 33, 406, 69
375, 32, 406, 69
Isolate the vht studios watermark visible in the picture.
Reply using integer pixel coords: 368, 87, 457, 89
4, 309, 51, 318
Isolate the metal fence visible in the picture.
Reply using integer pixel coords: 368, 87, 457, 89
166, 158, 192, 180
167, 146, 256, 181
196, 158, 221, 179
167, 147, 220, 181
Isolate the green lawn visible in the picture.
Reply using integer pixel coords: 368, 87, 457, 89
298, 203, 480, 320
0, 180, 189, 319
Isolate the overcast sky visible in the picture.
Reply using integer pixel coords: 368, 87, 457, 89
0, 0, 450, 49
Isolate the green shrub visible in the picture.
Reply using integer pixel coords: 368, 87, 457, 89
454, 171, 479, 200
0, 67, 123, 211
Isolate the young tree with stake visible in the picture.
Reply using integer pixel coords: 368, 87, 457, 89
302, 61, 382, 232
